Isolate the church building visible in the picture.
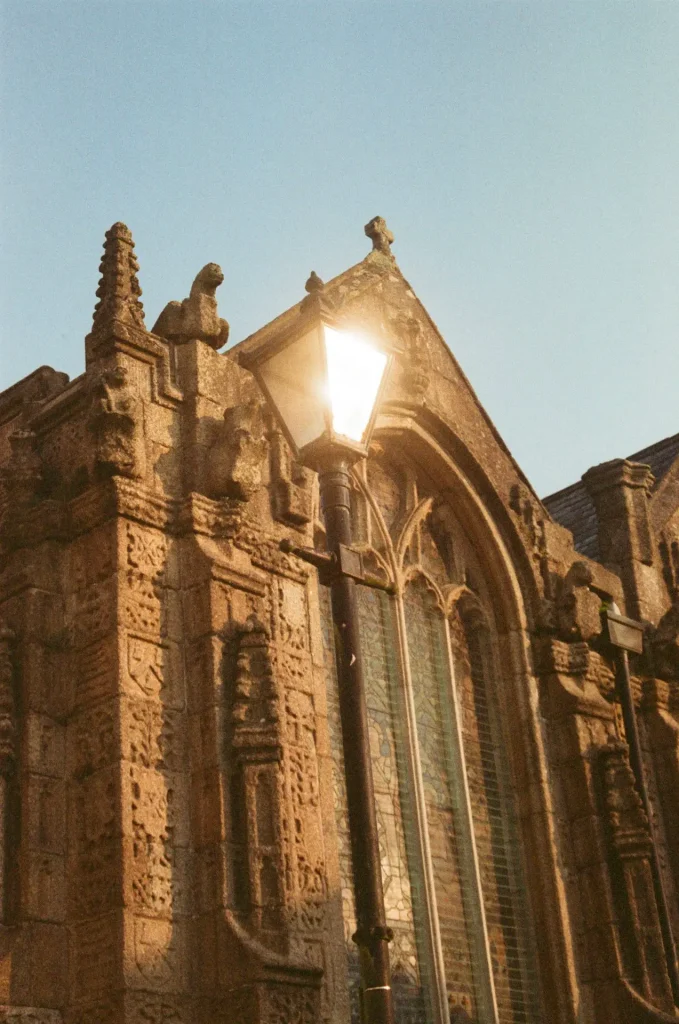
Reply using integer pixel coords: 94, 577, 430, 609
0, 219, 677, 1024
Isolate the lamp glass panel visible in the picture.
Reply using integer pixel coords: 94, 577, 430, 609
608, 617, 643, 654
324, 326, 388, 443
257, 325, 327, 451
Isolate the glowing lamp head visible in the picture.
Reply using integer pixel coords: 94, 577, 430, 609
242, 276, 392, 466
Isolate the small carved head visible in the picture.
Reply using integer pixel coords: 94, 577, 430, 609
92, 364, 130, 413
195, 263, 225, 295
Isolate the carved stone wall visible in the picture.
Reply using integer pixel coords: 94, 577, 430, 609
0, 220, 678, 1024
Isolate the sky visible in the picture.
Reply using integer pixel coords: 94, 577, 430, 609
1, 1, 678, 498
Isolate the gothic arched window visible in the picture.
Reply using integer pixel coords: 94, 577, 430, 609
322, 452, 541, 1024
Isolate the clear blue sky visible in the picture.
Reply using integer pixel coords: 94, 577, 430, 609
2, 1, 677, 496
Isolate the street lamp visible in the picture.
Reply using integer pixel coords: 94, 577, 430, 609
602, 603, 679, 1004
242, 272, 396, 1024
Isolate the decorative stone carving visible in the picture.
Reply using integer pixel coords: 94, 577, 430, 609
650, 599, 679, 681
601, 740, 675, 1011
509, 482, 547, 560
226, 983, 319, 1024
392, 311, 429, 405
152, 263, 229, 349
299, 272, 335, 319
268, 421, 314, 527
0, 625, 16, 777
1, 429, 42, 507
364, 216, 394, 257
231, 616, 280, 744
89, 222, 146, 338
659, 534, 679, 601
0, 1009, 62, 1023
227, 616, 284, 940
0, 624, 16, 923
72, 770, 118, 917
88, 365, 144, 480
207, 400, 268, 502
556, 560, 603, 642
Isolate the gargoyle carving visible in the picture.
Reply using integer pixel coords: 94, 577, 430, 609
89, 365, 144, 479
152, 263, 230, 349
207, 399, 268, 501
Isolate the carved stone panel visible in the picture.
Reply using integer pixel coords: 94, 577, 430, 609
89, 366, 145, 481
124, 915, 187, 993
0, 1009, 62, 1024
70, 768, 119, 919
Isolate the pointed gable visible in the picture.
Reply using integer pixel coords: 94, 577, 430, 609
230, 243, 544, 522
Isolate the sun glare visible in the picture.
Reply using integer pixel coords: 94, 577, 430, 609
324, 326, 388, 443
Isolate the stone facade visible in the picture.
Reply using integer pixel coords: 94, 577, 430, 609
0, 220, 677, 1023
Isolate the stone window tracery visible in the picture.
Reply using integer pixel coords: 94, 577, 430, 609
322, 453, 542, 1024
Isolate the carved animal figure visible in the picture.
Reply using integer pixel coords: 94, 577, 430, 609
152, 263, 230, 349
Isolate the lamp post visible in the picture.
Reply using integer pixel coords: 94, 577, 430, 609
242, 273, 395, 1024
603, 604, 679, 1005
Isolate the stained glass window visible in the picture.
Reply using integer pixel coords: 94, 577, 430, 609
321, 459, 542, 1024
450, 607, 541, 1023
322, 585, 433, 1023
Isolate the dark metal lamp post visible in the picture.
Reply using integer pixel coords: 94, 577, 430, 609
603, 603, 679, 1005
242, 273, 396, 1024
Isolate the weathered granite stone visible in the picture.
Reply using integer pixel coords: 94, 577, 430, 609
152, 264, 229, 349
0, 217, 677, 1024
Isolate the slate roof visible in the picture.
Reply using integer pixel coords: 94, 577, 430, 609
544, 432, 679, 561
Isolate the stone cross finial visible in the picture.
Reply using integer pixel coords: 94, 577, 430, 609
364, 216, 394, 256
91, 222, 146, 335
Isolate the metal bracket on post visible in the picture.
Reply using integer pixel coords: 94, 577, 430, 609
280, 539, 395, 594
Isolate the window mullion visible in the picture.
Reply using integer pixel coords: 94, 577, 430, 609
394, 590, 450, 1024
442, 616, 501, 1024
